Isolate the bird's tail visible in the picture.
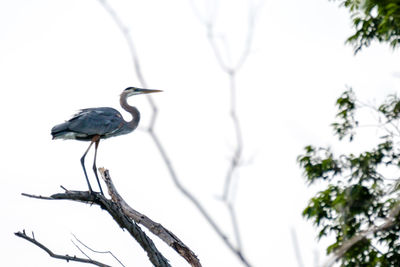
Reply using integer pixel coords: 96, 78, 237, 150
51, 122, 69, 139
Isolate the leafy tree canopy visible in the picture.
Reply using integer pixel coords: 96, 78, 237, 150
334, 0, 400, 52
298, 90, 400, 266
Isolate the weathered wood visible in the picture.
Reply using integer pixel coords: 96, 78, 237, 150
15, 230, 111, 267
22, 189, 171, 267
99, 168, 202, 267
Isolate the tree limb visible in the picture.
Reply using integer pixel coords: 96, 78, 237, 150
98, 168, 201, 267
15, 230, 111, 267
71, 234, 126, 267
97, 1, 251, 266
22, 190, 171, 267
189, 2, 263, 266
290, 228, 305, 267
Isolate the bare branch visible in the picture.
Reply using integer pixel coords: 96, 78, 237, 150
97, 0, 146, 88
97, 0, 159, 131
15, 230, 111, 267
313, 250, 320, 267
148, 131, 251, 266
99, 168, 202, 267
22, 190, 171, 267
234, 4, 259, 72
191, 0, 259, 204
21, 192, 54, 200
322, 201, 400, 267
290, 228, 305, 267
191, 2, 262, 266
71, 240, 92, 261
227, 202, 242, 252
188, 0, 217, 28
223, 74, 243, 202
97, 1, 252, 266
206, 24, 232, 73
72, 234, 126, 267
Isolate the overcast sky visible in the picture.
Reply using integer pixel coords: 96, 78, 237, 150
1, 0, 400, 266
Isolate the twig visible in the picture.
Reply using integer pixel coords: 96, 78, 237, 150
72, 234, 126, 267
148, 130, 250, 266
313, 249, 320, 267
99, 168, 201, 267
96, 0, 158, 130
223, 74, 243, 202
290, 228, 305, 267
15, 230, 111, 267
190, 1, 262, 266
201, 2, 256, 203
21, 193, 54, 200
71, 240, 92, 261
97, 1, 252, 266
227, 202, 242, 252
22, 191, 171, 267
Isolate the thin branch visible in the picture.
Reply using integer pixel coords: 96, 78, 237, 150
357, 99, 400, 137
290, 228, 305, 267
71, 240, 92, 261
227, 202, 242, 252
234, 5, 258, 72
188, 0, 217, 29
191, 0, 257, 203
148, 130, 250, 266
99, 168, 202, 267
191, 2, 261, 266
72, 234, 126, 267
223, 74, 243, 202
15, 230, 111, 267
97, 1, 252, 266
96, 0, 158, 131
206, 23, 232, 73
322, 200, 400, 267
313, 249, 320, 267
21, 193, 54, 200
22, 190, 171, 267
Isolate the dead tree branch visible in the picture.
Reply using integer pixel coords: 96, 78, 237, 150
190, 1, 262, 265
71, 234, 126, 267
21, 190, 171, 267
71, 240, 91, 260
96, 0, 157, 129
21, 175, 200, 267
99, 168, 201, 267
195, 0, 258, 203
15, 230, 111, 267
97, 1, 251, 266
290, 228, 305, 267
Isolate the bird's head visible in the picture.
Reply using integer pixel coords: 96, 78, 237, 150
123, 87, 162, 97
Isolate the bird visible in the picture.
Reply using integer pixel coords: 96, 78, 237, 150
51, 87, 162, 195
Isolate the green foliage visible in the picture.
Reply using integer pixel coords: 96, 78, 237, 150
378, 94, 400, 122
298, 90, 400, 266
332, 89, 357, 141
333, 0, 400, 52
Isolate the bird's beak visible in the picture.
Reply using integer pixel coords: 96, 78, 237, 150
137, 88, 163, 94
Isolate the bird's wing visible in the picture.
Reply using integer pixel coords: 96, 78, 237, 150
67, 107, 124, 136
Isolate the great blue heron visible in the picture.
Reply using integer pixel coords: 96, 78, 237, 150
51, 87, 162, 195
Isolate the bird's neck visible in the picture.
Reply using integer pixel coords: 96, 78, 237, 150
120, 92, 140, 131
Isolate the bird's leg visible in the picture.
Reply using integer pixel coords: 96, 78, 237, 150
92, 137, 104, 196
81, 141, 94, 194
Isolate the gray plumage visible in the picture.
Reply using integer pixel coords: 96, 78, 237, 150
51, 107, 137, 141
51, 87, 162, 195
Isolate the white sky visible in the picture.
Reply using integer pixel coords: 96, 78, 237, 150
1, 0, 399, 266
